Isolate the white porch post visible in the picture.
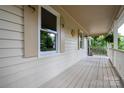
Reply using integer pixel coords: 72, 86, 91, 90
113, 21, 118, 67
113, 21, 118, 49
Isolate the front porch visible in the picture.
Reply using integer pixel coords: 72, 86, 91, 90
0, 5, 124, 88
40, 55, 123, 88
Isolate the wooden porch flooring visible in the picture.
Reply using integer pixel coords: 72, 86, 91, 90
40, 56, 123, 88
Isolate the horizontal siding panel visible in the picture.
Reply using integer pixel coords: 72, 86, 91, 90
0, 6, 23, 17
0, 10, 23, 25
0, 20, 23, 32
0, 49, 23, 58
0, 30, 23, 40
0, 40, 23, 48
0, 56, 36, 68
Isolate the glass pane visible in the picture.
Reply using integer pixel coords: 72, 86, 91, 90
41, 7, 57, 31
40, 31, 56, 51
79, 33, 83, 48
80, 40, 82, 48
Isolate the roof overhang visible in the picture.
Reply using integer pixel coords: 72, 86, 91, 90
61, 5, 121, 36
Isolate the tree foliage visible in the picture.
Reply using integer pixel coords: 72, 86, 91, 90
91, 35, 107, 48
40, 31, 55, 51
118, 34, 124, 50
91, 35, 107, 55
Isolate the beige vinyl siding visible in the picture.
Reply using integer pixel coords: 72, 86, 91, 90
0, 9, 23, 25
0, 30, 23, 40
0, 20, 23, 32
0, 49, 23, 58
0, 6, 24, 17
0, 5, 25, 65
0, 40, 23, 49
0, 5, 87, 88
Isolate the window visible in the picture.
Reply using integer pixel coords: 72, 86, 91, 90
39, 6, 60, 56
79, 32, 84, 49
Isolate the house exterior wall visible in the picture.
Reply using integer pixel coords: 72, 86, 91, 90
0, 5, 87, 87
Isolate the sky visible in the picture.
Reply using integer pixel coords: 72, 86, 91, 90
118, 24, 124, 36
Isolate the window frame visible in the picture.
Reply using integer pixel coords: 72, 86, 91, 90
78, 31, 84, 49
38, 6, 60, 57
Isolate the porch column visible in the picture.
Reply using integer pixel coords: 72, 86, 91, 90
113, 21, 118, 49
112, 21, 118, 67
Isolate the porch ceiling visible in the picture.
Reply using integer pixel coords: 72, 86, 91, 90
61, 5, 121, 36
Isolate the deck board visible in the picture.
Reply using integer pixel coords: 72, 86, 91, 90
41, 62, 82, 88
89, 59, 99, 88
82, 61, 97, 88
96, 56, 104, 88
103, 57, 110, 88
67, 62, 87, 88
58, 62, 84, 88
40, 55, 123, 88
75, 62, 93, 88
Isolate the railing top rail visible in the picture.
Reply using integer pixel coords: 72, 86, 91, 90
109, 48, 124, 53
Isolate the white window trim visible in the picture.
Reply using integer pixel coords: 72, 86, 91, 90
41, 28, 58, 34
38, 5, 60, 58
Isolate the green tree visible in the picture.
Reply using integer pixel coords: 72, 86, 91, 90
118, 34, 124, 50
91, 35, 107, 48
91, 35, 107, 55
40, 31, 55, 51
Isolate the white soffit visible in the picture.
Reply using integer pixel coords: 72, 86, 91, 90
61, 5, 121, 36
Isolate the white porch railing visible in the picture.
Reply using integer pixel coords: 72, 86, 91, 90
108, 48, 124, 80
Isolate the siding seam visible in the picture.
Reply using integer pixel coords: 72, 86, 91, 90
0, 28, 24, 33
0, 38, 24, 41
0, 9, 24, 18
0, 19, 24, 26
